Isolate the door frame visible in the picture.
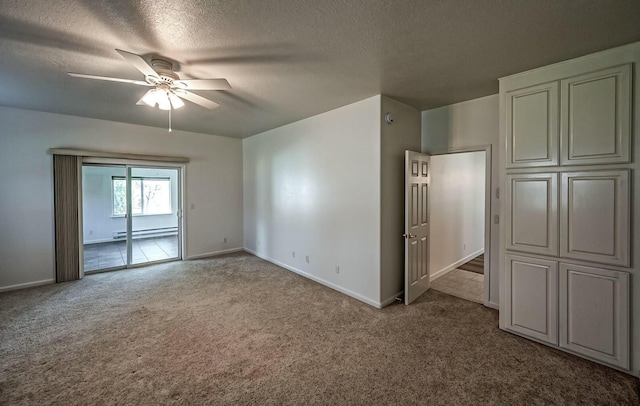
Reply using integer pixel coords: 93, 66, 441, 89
422, 144, 493, 307
79, 157, 186, 277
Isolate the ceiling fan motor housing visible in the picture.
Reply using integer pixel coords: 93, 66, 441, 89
148, 58, 180, 85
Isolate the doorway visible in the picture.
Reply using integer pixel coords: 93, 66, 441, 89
81, 163, 182, 273
426, 148, 490, 304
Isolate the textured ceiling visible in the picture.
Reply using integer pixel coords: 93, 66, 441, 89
0, 0, 639, 138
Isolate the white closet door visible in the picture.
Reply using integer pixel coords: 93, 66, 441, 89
560, 64, 631, 165
505, 173, 558, 256
504, 254, 558, 345
506, 82, 559, 168
560, 170, 629, 267
559, 263, 629, 369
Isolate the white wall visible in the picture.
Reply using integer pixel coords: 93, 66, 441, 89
0, 106, 243, 291
243, 96, 382, 306
429, 151, 485, 279
82, 166, 178, 243
379, 96, 421, 305
421, 94, 499, 307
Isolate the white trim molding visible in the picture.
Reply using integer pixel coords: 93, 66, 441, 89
48, 148, 189, 163
0, 279, 55, 293
244, 248, 384, 308
380, 291, 404, 308
186, 248, 244, 260
430, 249, 484, 282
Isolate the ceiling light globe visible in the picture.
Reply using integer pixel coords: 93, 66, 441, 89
157, 92, 171, 110
168, 93, 185, 109
141, 89, 158, 107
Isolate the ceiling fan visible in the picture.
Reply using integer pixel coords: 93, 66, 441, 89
68, 49, 231, 111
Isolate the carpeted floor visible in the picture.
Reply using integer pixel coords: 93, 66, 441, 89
1, 252, 638, 405
459, 254, 484, 274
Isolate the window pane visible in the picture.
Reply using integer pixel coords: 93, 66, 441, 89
132, 179, 143, 215
112, 177, 171, 216
112, 179, 127, 216
142, 179, 171, 214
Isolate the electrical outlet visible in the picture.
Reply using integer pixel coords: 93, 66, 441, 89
223, 237, 227, 243
190, 203, 195, 210
292, 251, 295, 258
89, 230, 93, 235
335, 265, 340, 274
305, 255, 309, 264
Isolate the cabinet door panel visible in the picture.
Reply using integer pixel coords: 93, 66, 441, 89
504, 255, 558, 344
561, 65, 631, 165
506, 82, 559, 168
559, 263, 629, 369
506, 173, 558, 256
560, 170, 629, 267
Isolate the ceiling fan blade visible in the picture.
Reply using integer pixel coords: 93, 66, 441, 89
176, 79, 231, 90
115, 49, 158, 78
178, 91, 220, 110
67, 73, 152, 86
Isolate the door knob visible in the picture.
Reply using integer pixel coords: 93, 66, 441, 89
402, 233, 416, 239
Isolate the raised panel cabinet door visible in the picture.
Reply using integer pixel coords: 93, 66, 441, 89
560, 64, 631, 165
559, 263, 629, 369
504, 254, 558, 344
505, 173, 558, 256
560, 170, 630, 267
506, 81, 559, 168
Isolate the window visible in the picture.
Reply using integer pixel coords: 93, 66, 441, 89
112, 177, 172, 216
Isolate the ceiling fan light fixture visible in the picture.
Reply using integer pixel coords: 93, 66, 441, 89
69, 49, 227, 111
141, 89, 159, 107
168, 92, 185, 109
157, 91, 172, 110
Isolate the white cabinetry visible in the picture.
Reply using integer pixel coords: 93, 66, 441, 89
560, 170, 630, 267
560, 64, 631, 166
500, 43, 636, 373
504, 254, 558, 344
505, 173, 558, 256
506, 82, 559, 168
559, 263, 629, 369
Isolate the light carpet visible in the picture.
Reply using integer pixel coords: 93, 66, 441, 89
1, 252, 638, 405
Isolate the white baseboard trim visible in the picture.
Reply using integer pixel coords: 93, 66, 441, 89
186, 247, 244, 260
84, 237, 116, 244
430, 249, 484, 282
0, 278, 55, 293
244, 248, 383, 308
485, 301, 499, 310
380, 290, 403, 308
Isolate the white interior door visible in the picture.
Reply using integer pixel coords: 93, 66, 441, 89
404, 150, 431, 304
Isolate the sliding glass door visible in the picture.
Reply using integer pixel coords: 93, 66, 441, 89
81, 163, 182, 273
129, 167, 180, 266
82, 165, 127, 272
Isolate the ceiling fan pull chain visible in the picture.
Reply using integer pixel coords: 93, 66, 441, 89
168, 108, 172, 133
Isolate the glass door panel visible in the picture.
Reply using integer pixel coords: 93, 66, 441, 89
129, 167, 180, 265
82, 164, 127, 272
